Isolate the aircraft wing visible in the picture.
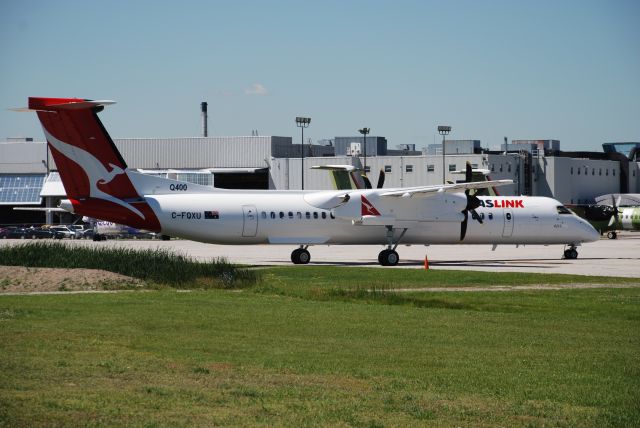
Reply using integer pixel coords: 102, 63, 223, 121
380, 179, 513, 198
311, 164, 365, 190
311, 165, 357, 172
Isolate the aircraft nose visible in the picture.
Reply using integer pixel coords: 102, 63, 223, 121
577, 218, 600, 242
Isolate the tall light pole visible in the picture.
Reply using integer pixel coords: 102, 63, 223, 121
438, 125, 451, 184
358, 127, 370, 173
296, 117, 311, 190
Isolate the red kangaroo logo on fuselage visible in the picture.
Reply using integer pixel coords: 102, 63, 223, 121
361, 195, 381, 216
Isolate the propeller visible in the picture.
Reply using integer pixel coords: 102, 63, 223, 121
460, 192, 483, 241
376, 169, 385, 189
584, 204, 615, 222
361, 169, 385, 189
608, 195, 621, 227
460, 162, 483, 241
362, 175, 372, 189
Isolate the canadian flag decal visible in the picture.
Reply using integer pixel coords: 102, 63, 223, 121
361, 195, 381, 216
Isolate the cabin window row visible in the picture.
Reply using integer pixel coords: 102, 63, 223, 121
472, 212, 494, 220
261, 211, 335, 220
570, 167, 616, 176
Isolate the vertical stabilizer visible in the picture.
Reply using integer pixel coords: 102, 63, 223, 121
29, 97, 161, 231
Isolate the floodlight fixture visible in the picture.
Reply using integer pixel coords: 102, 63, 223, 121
296, 117, 311, 189
438, 125, 452, 184
358, 127, 370, 172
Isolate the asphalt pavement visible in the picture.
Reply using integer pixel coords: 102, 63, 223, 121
2, 232, 637, 278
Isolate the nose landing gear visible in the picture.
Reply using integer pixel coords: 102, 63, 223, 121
563, 245, 579, 259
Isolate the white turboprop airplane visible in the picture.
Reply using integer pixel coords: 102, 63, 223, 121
24, 97, 599, 265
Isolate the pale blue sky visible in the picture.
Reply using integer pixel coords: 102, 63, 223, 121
1, 0, 638, 151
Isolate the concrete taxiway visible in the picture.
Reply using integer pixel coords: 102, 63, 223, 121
2, 232, 637, 278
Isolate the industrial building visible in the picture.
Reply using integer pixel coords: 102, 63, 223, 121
1, 133, 638, 226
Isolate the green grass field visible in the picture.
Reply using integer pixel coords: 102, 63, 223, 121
1, 245, 639, 426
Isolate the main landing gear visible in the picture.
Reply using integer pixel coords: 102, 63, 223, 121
378, 249, 400, 266
378, 226, 408, 266
563, 245, 579, 260
607, 231, 617, 240
291, 246, 311, 264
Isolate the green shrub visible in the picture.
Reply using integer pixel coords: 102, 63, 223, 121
0, 242, 259, 288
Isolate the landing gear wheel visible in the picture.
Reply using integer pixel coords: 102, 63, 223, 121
298, 249, 310, 264
607, 231, 617, 240
291, 248, 310, 265
378, 249, 399, 266
563, 248, 578, 259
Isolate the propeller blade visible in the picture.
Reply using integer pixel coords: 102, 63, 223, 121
460, 210, 468, 241
459, 187, 485, 241
587, 204, 614, 222
611, 195, 620, 226
465, 161, 472, 183
471, 209, 483, 224
362, 175, 372, 189
376, 169, 385, 189
466, 193, 482, 211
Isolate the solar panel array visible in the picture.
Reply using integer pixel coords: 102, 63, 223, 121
0, 174, 45, 204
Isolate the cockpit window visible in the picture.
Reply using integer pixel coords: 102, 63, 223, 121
557, 205, 572, 215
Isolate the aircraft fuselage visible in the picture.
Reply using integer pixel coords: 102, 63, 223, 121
148, 190, 598, 247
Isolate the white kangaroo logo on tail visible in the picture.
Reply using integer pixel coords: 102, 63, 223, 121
44, 129, 146, 220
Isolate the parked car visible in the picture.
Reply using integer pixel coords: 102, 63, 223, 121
24, 227, 64, 239
0, 227, 28, 239
49, 225, 78, 239
69, 225, 87, 235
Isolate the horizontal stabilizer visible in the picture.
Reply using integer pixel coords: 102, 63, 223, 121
13, 207, 67, 212
27, 98, 116, 111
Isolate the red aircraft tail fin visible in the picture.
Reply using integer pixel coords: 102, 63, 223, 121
29, 97, 160, 231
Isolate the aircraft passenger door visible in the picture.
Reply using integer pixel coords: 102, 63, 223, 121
502, 209, 514, 237
242, 205, 258, 237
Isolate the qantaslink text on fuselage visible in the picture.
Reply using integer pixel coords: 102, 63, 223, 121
478, 199, 525, 208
